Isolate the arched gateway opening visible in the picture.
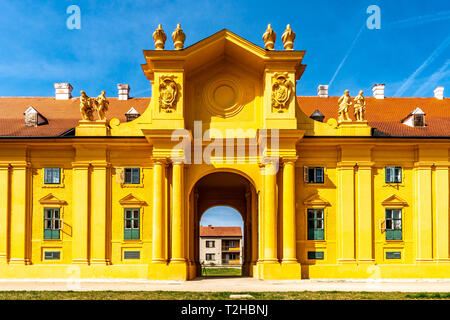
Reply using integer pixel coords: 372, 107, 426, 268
200, 206, 244, 276
189, 171, 258, 278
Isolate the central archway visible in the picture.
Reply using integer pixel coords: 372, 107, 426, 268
188, 171, 258, 278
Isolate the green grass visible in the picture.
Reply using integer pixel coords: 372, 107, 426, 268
0, 291, 449, 300
201, 267, 242, 276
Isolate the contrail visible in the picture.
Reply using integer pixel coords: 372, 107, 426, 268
328, 24, 365, 88
394, 35, 450, 97
390, 11, 450, 28
413, 59, 450, 97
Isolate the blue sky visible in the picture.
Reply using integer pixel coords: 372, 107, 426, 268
0, 0, 449, 98
200, 206, 243, 231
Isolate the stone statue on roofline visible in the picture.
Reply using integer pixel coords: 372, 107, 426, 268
96, 90, 109, 121
353, 90, 366, 121
80, 90, 95, 121
337, 90, 352, 123
79, 90, 109, 121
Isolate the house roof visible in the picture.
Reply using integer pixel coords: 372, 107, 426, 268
0, 96, 448, 137
0, 97, 149, 137
200, 226, 242, 237
298, 96, 450, 136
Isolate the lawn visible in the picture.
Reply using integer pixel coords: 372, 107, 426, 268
201, 267, 242, 276
0, 291, 448, 300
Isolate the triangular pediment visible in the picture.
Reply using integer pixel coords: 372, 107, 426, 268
119, 194, 147, 206
381, 194, 408, 208
303, 193, 330, 207
142, 29, 306, 79
39, 194, 67, 205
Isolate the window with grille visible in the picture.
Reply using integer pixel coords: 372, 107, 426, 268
124, 168, 140, 184
44, 168, 61, 184
307, 208, 324, 240
124, 251, 140, 259
206, 253, 215, 261
124, 208, 140, 240
43, 208, 61, 239
206, 241, 215, 248
385, 209, 402, 240
385, 167, 402, 183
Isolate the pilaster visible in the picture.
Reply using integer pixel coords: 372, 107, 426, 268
90, 162, 110, 265
9, 162, 30, 265
0, 164, 10, 263
72, 162, 90, 264
337, 161, 356, 263
356, 161, 374, 262
415, 162, 433, 262
434, 162, 449, 261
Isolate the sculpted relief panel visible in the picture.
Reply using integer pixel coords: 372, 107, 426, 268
271, 72, 293, 113
159, 75, 179, 113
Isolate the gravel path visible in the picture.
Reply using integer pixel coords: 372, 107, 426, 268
0, 277, 449, 292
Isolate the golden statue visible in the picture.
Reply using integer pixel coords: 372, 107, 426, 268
337, 90, 352, 122
281, 24, 295, 50
80, 91, 95, 121
153, 24, 167, 50
271, 73, 293, 112
172, 24, 186, 50
159, 75, 178, 112
96, 90, 109, 121
262, 24, 276, 50
353, 90, 366, 121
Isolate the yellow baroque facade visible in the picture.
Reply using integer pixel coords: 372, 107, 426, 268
0, 29, 449, 280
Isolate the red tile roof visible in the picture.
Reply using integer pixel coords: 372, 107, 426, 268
0, 96, 448, 137
200, 226, 242, 237
298, 96, 450, 137
0, 97, 149, 137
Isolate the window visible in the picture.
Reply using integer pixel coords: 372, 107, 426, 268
206, 253, 215, 261
385, 209, 402, 240
44, 251, 61, 260
385, 167, 402, 183
43, 208, 61, 240
44, 168, 61, 184
123, 251, 140, 259
307, 209, 324, 240
307, 251, 324, 260
304, 167, 324, 183
386, 251, 401, 259
124, 168, 140, 184
124, 208, 140, 240
206, 240, 215, 248
413, 114, 424, 127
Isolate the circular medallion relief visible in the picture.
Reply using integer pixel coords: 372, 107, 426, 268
204, 78, 244, 117
213, 85, 236, 109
